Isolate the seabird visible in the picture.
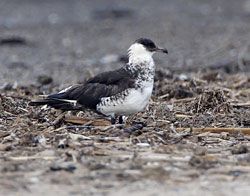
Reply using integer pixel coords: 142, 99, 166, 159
30, 38, 168, 124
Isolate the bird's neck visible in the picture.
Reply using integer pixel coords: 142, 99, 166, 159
124, 53, 155, 82
128, 49, 153, 65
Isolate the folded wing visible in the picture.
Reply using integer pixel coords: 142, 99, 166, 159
30, 67, 136, 111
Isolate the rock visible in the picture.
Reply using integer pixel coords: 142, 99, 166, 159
171, 85, 193, 99
220, 132, 230, 140
166, 104, 174, 112
0, 36, 28, 46
0, 83, 13, 91
32, 135, 46, 146
0, 143, 12, 151
92, 7, 134, 20
37, 75, 53, 85
231, 145, 248, 154
202, 71, 221, 82
177, 74, 189, 81
136, 143, 151, 147
58, 138, 68, 149
194, 147, 207, 156
189, 155, 217, 169
50, 162, 76, 172
69, 133, 91, 141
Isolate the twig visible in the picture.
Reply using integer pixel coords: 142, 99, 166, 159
230, 102, 250, 107
4, 156, 57, 161
65, 124, 122, 131
64, 116, 90, 124
196, 95, 202, 113
64, 116, 111, 126
0, 132, 10, 138
172, 97, 196, 103
52, 113, 65, 126
175, 114, 193, 118
176, 127, 250, 135
158, 93, 169, 99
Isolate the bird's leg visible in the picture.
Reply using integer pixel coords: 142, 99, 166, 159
110, 114, 117, 125
111, 117, 116, 125
118, 116, 124, 124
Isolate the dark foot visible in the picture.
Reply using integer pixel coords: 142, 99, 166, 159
118, 116, 124, 124
111, 117, 116, 125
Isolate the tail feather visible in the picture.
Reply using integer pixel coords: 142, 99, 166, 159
29, 99, 53, 106
29, 98, 82, 111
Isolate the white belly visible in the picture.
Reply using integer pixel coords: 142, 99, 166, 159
97, 83, 153, 116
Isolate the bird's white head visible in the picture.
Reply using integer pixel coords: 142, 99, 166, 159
127, 38, 168, 64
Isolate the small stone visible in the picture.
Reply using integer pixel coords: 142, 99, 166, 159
194, 146, 207, 156
0, 83, 13, 91
136, 143, 150, 147
92, 7, 134, 19
50, 162, 76, 172
166, 104, 174, 111
220, 132, 230, 140
0, 36, 28, 46
58, 138, 68, 149
0, 143, 12, 151
69, 133, 91, 141
37, 75, 53, 85
231, 145, 248, 154
32, 135, 46, 146
178, 74, 189, 81
189, 156, 203, 167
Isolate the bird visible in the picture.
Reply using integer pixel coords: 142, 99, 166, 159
30, 38, 168, 124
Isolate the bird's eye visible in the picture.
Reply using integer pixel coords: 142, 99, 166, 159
148, 43, 155, 48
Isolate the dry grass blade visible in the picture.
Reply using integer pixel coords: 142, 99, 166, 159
230, 102, 250, 107
4, 156, 57, 161
176, 127, 250, 135
64, 115, 111, 126
175, 114, 193, 118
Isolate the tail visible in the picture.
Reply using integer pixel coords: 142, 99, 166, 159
29, 97, 82, 111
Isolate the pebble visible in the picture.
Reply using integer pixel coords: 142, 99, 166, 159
0, 143, 12, 151
194, 146, 207, 156
69, 133, 91, 141
178, 74, 189, 81
58, 138, 68, 149
92, 7, 134, 19
231, 145, 248, 154
0, 36, 28, 46
136, 143, 151, 147
32, 135, 46, 146
37, 75, 53, 85
50, 162, 76, 172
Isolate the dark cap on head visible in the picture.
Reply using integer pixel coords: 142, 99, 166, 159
135, 38, 168, 54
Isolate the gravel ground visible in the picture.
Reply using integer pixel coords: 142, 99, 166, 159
1, 0, 250, 195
